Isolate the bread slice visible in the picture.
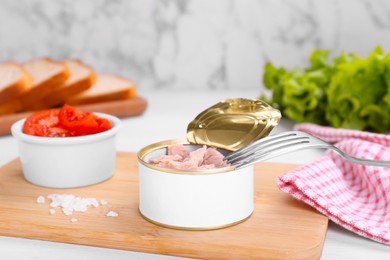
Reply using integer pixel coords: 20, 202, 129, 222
0, 62, 32, 104
37, 59, 96, 108
0, 62, 31, 115
65, 75, 136, 105
19, 58, 70, 110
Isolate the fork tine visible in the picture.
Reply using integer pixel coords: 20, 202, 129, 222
225, 131, 310, 163
224, 132, 298, 161
229, 140, 312, 169
226, 136, 308, 163
227, 136, 309, 164
225, 132, 296, 159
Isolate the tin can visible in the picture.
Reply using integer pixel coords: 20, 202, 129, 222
137, 98, 280, 230
137, 139, 254, 230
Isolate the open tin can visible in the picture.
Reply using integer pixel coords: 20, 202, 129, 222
138, 139, 254, 230
137, 98, 281, 230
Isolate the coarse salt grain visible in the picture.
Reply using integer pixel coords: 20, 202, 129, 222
36, 196, 45, 204
38, 194, 115, 222
106, 210, 118, 217
47, 194, 101, 216
90, 198, 99, 208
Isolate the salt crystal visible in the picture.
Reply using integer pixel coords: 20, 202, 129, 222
62, 207, 74, 216
106, 210, 118, 217
36, 196, 45, 204
89, 198, 99, 208
47, 194, 100, 216
72, 198, 89, 212
40, 194, 119, 220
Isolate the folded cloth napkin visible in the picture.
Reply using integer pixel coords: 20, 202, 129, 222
277, 123, 390, 244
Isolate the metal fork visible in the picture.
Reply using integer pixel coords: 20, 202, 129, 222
224, 131, 390, 169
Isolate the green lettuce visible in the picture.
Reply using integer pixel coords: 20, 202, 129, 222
261, 46, 390, 133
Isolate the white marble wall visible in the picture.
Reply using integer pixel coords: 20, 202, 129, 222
0, 0, 390, 92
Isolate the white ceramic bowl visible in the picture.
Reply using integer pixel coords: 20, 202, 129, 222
11, 113, 121, 188
137, 139, 254, 230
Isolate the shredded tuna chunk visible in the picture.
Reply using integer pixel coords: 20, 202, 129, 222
150, 144, 229, 170
168, 144, 190, 159
203, 147, 227, 168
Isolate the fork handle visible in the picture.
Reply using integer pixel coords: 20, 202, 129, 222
328, 146, 390, 168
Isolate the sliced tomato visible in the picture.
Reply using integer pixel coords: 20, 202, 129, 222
58, 104, 112, 135
23, 109, 72, 137
93, 117, 112, 134
23, 105, 112, 137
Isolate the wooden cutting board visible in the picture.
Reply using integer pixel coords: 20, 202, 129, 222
0, 96, 147, 136
0, 152, 328, 260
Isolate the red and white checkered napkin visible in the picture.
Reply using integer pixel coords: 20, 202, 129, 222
277, 123, 390, 244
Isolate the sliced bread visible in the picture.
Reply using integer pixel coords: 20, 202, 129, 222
20, 58, 70, 110
65, 75, 136, 105
38, 59, 96, 108
0, 62, 31, 103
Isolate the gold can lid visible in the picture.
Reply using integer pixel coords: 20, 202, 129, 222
187, 98, 281, 151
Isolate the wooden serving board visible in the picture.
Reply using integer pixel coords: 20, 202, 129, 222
0, 96, 147, 136
0, 152, 328, 260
